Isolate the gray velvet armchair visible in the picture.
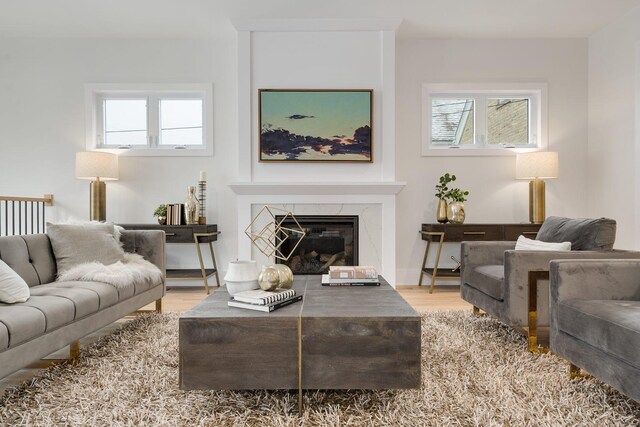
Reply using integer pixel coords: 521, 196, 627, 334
550, 259, 640, 402
460, 217, 640, 348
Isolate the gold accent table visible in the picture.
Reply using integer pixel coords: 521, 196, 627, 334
120, 224, 220, 294
419, 223, 542, 293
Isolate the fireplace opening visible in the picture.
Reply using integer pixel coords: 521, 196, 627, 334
275, 215, 358, 275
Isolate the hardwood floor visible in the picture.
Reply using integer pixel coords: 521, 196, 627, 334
140, 284, 471, 313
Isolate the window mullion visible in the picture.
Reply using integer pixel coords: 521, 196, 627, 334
475, 96, 488, 146
147, 95, 159, 147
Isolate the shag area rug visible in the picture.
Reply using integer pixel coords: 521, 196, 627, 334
1, 312, 639, 426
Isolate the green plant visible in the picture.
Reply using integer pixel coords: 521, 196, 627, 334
447, 188, 469, 203
153, 204, 167, 217
435, 173, 456, 200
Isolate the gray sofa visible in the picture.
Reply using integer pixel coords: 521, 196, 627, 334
550, 259, 640, 402
0, 230, 165, 379
461, 217, 640, 328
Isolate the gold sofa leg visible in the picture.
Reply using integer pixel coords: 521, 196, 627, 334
69, 340, 80, 364
472, 306, 481, 316
569, 363, 582, 379
155, 298, 163, 313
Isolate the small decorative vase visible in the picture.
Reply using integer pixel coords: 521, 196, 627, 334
437, 199, 448, 223
185, 186, 200, 225
157, 216, 166, 225
447, 202, 465, 224
258, 266, 280, 291
224, 260, 259, 296
272, 264, 293, 289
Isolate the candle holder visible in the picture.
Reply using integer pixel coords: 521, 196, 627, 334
198, 180, 206, 225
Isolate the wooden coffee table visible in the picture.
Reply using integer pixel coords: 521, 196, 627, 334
179, 275, 421, 411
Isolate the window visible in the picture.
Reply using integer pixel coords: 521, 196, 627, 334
85, 84, 213, 156
422, 83, 547, 156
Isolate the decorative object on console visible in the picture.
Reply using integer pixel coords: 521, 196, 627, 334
516, 151, 559, 224
185, 186, 200, 225
259, 89, 373, 162
224, 260, 259, 296
75, 151, 119, 222
153, 204, 167, 225
198, 171, 206, 225
245, 206, 306, 261
445, 188, 469, 224
434, 173, 456, 223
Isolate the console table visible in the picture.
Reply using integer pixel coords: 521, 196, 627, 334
119, 224, 220, 294
419, 223, 542, 293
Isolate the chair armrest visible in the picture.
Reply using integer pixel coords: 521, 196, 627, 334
461, 241, 515, 267
120, 230, 166, 282
550, 259, 640, 303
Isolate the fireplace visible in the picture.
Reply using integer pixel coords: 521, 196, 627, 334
275, 215, 358, 275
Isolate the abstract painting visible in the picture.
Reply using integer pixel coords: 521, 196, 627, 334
259, 89, 373, 162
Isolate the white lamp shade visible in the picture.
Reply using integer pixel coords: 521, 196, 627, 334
224, 260, 259, 282
76, 152, 119, 181
515, 151, 559, 179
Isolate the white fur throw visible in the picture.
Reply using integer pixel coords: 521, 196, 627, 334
57, 253, 163, 290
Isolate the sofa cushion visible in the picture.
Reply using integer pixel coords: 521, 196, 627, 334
46, 223, 125, 274
0, 305, 46, 347
29, 285, 102, 318
21, 234, 56, 285
467, 265, 504, 301
0, 236, 41, 286
0, 259, 30, 303
558, 299, 640, 367
8, 296, 76, 331
536, 217, 616, 251
36, 281, 122, 310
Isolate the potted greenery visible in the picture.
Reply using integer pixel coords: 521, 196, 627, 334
153, 204, 167, 225
435, 173, 456, 223
445, 188, 469, 224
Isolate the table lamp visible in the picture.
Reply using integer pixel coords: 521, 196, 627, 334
75, 152, 119, 221
515, 151, 558, 224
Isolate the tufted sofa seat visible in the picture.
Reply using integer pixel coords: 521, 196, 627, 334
0, 230, 165, 379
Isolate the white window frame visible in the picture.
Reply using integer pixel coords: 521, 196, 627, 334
85, 83, 213, 157
422, 82, 548, 156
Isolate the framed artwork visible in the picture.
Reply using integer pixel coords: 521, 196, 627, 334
259, 89, 373, 162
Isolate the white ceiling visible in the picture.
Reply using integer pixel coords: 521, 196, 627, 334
0, 0, 639, 39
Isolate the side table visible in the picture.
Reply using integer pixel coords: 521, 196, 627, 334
419, 223, 541, 293
120, 224, 221, 294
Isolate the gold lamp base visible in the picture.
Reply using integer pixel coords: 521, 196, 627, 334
529, 179, 545, 224
90, 179, 107, 222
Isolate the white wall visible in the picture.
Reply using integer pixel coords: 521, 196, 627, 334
396, 39, 589, 284
0, 37, 238, 278
587, 4, 640, 249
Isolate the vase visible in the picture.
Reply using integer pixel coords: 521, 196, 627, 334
185, 186, 200, 225
224, 260, 259, 296
447, 202, 465, 224
437, 199, 448, 223
157, 216, 166, 225
258, 266, 280, 291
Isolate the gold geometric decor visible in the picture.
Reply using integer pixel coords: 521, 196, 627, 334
244, 206, 306, 261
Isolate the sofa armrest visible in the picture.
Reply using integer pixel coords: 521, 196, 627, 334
120, 230, 166, 282
550, 259, 640, 303
461, 241, 515, 279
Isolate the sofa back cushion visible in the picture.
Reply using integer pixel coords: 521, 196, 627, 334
47, 223, 125, 274
0, 234, 56, 286
536, 216, 616, 251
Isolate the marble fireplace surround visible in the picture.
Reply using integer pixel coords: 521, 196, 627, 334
229, 182, 405, 286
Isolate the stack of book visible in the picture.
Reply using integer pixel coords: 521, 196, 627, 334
227, 288, 302, 312
166, 204, 185, 225
322, 266, 380, 286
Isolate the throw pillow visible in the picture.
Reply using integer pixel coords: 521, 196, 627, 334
515, 235, 571, 251
0, 259, 30, 303
47, 222, 125, 275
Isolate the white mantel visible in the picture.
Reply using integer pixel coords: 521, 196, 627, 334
229, 182, 406, 195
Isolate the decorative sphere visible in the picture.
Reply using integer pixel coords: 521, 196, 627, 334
272, 264, 293, 289
258, 266, 280, 291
